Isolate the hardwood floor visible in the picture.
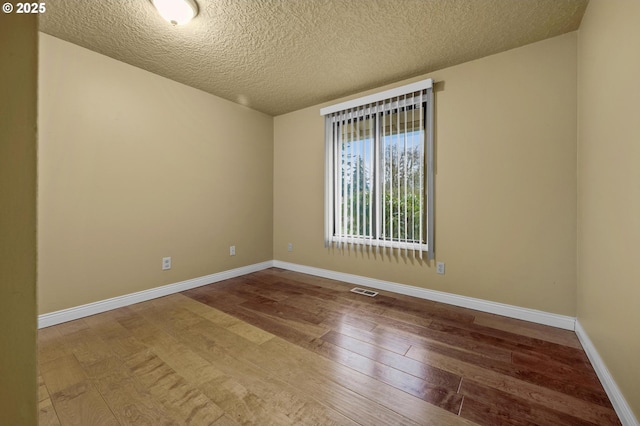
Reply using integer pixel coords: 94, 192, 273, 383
38, 268, 621, 425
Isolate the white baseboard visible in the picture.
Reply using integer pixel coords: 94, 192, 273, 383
39, 259, 575, 331
37, 261, 274, 329
38, 260, 575, 330
272, 260, 576, 330
575, 321, 639, 426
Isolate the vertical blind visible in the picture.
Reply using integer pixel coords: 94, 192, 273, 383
321, 79, 434, 259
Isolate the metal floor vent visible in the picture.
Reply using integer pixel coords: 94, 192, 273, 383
350, 287, 379, 297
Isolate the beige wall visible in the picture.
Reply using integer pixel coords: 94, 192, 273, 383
577, 0, 640, 418
0, 14, 38, 425
274, 33, 578, 315
38, 34, 273, 314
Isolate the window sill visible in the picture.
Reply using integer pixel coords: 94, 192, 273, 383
327, 236, 428, 252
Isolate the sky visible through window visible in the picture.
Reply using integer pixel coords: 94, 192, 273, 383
338, 117, 425, 243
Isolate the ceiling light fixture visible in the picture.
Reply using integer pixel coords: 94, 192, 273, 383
151, 0, 198, 26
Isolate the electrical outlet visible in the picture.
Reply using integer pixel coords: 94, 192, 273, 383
230, 245, 236, 256
287, 243, 293, 252
436, 261, 445, 275
162, 257, 171, 270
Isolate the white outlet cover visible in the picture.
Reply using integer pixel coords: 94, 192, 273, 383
162, 257, 171, 270
436, 261, 445, 275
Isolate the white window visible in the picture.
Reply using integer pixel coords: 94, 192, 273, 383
321, 79, 434, 259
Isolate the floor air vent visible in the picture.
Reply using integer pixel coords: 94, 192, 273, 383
350, 287, 379, 297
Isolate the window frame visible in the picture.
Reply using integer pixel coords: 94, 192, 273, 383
321, 79, 435, 259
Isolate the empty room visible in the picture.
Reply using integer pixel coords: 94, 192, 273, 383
1, 0, 639, 424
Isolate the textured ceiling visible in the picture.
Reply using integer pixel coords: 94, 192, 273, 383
40, 0, 588, 116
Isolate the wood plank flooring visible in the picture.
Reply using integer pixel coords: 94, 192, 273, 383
38, 268, 621, 425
